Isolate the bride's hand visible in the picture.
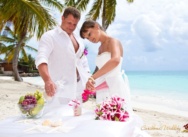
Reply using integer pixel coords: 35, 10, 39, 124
86, 79, 95, 91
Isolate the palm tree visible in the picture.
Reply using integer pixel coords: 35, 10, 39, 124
0, 0, 64, 81
64, 0, 134, 31
0, 26, 37, 64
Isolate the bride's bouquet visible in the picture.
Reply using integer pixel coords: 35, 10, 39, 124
94, 96, 129, 122
82, 89, 95, 102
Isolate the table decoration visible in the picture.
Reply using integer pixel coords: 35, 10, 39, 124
18, 90, 45, 118
68, 99, 82, 116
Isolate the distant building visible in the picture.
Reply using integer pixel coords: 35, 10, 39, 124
0, 61, 13, 71
0, 61, 13, 75
0, 60, 38, 76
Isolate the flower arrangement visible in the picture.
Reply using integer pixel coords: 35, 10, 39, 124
82, 89, 95, 102
80, 46, 88, 59
94, 96, 129, 122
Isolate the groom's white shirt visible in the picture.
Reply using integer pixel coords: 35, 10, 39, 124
35, 26, 90, 99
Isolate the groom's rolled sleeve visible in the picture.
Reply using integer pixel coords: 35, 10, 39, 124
35, 58, 48, 69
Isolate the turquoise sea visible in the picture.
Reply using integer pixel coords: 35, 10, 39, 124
126, 71, 188, 101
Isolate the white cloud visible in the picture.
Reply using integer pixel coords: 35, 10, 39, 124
131, 15, 162, 51
169, 18, 188, 45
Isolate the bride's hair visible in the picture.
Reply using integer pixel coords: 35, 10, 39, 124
80, 20, 104, 38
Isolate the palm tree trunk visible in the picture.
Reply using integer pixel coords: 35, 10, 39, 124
12, 39, 25, 81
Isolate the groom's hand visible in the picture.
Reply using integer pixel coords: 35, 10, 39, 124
45, 80, 56, 97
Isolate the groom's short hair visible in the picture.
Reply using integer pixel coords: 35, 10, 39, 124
63, 7, 81, 19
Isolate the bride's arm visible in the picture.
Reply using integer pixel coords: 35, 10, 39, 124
92, 39, 122, 80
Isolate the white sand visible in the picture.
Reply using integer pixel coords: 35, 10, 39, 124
0, 76, 187, 137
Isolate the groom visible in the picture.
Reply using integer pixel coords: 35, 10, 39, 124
35, 7, 90, 101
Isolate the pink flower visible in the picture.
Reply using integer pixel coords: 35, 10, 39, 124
94, 96, 129, 122
80, 47, 88, 59
83, 48, 88, 55
82, 89, 95, 102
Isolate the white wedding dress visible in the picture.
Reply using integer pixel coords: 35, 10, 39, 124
95, 52, 132, 112
94, 52, 150, 137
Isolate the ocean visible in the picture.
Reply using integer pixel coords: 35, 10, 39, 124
126, 71, 188, 101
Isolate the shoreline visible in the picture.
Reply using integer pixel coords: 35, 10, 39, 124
0, 76, 188, 136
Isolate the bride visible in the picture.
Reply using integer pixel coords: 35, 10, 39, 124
80, 20, 132, 112
80, 20, 151, 137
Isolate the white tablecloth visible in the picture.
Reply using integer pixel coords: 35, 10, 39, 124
0, 105, 150, 137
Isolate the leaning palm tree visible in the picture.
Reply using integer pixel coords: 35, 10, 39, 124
0, 26, 37, 64
64, 0, 134, 31
0, 0, 64, 81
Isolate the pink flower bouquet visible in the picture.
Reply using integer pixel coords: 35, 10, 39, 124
82, 89, 95, 102
94, 96, 129, 122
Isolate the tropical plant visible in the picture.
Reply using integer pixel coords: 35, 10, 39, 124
19, 54, 37, 73
0, 26, 37, 63
64, 0, 134, 30
0, 0, 64, 81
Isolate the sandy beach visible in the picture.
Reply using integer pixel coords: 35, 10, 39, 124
0, 76, 187, 137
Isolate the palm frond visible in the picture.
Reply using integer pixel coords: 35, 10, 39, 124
64, 0, 76, 7
102, 0, 116, 29
24, 45, 38, 52
0, 0, 57, 39
2, 26, 16, 38
0, 43, 7, 54
76, 0, 90, 11
127, 0, 134, 3
86, 0, 102, 20
39, 0, 64, 12
20, 48, 28, 62
0, 36, 16, 44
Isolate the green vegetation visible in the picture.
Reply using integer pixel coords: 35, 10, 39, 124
0, 0, 63, 81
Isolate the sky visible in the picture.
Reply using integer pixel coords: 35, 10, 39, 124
28, 0, 188, 72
